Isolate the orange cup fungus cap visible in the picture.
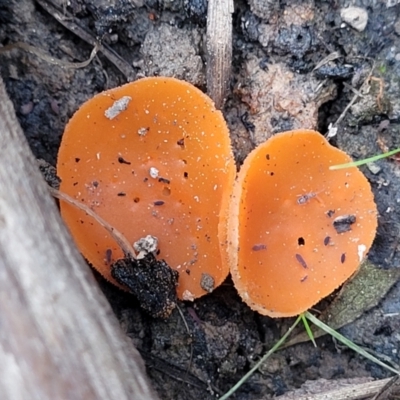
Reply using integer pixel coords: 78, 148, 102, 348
57, 77, 235, 300
228, 130, 377, 317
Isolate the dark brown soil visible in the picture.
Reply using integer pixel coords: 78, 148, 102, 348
2, 1, 400, 399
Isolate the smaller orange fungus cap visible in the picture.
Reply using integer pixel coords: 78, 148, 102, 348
57, 77, 235, 300
228, 130, 378, 317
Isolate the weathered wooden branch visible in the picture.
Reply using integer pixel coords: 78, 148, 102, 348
0, 76, 158, 400
276, 376, 396, 400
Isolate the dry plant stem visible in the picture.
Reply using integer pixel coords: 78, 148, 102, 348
206, 0, 233, 109
175, 305, 195, 393
372, 375, 400, 400
49, 187, 137, 259
334, 88, 363, 127
35, 0, 135, 80
0, 75, 157, 399
313, 51, 341, 71
333, 60, 375, 127
0, 42, 99, 69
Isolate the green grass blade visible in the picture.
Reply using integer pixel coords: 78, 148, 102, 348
305, 311, 400, 375
329, 148, 400, 170
301, 313, 316, 347
219, 315, 302, 400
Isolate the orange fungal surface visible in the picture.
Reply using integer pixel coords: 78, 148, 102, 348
228, 130, 377, 317
57, 77, 235, 300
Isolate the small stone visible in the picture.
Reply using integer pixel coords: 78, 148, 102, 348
133, 235, 158, 259
366, 162, 381, 175
149, 167, 159, 179
340, 7, 368, 32
137, 127, 149, 136
387, 0, 400, 8
200, 273, 215, 293
182, 290, 195, 301
248, 0, 277, 20
20, 102, 34, 115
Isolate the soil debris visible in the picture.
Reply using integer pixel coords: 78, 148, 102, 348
333, 214, 356, 234
340, 7, 369, 32
235, 59, 336, 144
111, 253, 178, 319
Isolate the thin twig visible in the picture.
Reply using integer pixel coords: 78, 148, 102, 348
35, 0, 135, 80
49, 187, 136, 259
175, 305, 196, 395
313, 51, 342, 72
0, 42, 99, 69
332, 59, 376, 127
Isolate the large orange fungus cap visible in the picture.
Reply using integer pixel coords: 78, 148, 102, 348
57, 77, 235, 300
228, 130, 378, 317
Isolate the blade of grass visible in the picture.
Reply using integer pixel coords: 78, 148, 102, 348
305, 311, 400, 375
329, 148, 400, 170
301, 313, 316, 347
219, 315, 302, 400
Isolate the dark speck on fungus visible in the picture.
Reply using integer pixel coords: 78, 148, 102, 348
252, 244, 267, 251
105, 248, 112, 264
326, 209, 335, 218
295, 253, 308, 269
118, 156, 131, 165
333, 214, 356, 234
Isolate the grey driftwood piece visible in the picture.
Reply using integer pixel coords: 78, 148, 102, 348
275, 376, 395, 400
206, 0, 233, 109
0, 76, 158, 400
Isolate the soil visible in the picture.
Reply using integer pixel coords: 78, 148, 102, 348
2, 0, 400, 399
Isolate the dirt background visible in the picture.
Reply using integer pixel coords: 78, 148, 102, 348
1, 0, 400, 399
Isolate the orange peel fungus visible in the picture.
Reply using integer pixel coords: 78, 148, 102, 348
57, 77, 235, 300
228, 129, 378, 317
